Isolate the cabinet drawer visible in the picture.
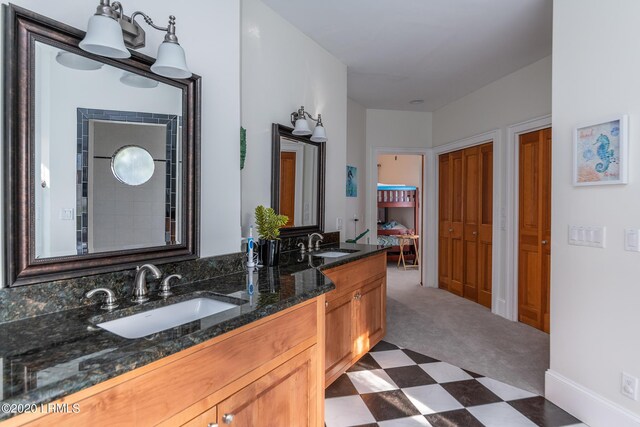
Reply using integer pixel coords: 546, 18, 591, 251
324, 252, 386, 298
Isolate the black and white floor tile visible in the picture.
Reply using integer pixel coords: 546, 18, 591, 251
325, 341, 587, 427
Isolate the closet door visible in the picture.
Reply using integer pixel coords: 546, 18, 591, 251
438, 154, 451, 290
462, 147, 480, 301
477, 143, 493, 308
518, 129, 552, 332
449, 150, 464, 296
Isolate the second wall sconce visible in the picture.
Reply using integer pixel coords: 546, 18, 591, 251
79, 0, 191, 79
290, 106, 327, 143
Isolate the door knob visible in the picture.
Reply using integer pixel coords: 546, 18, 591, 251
541, 240, 548, 245
448, 228, 453, 232
472, 231, 477, 236
222, 413, 234, 424
325, 301, 329, 307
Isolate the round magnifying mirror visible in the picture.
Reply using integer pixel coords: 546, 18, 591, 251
111, 145, 155, 186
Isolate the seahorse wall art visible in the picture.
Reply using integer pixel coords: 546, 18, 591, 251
594, 133, 615, 173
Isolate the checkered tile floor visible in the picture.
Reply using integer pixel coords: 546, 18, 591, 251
325, 341, 587, 427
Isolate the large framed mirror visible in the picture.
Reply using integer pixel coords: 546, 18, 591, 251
271, 124, 325, 237
3, 5, 201, 287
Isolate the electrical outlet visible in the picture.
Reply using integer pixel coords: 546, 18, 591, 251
621, 372, 639, 401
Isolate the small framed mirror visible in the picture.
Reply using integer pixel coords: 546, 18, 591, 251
271, 124, 325, 237
3, 5, 200, 286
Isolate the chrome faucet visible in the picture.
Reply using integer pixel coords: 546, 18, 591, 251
132, 264, 162, 303
308, 233, 324, 251
85, 287, 119, 310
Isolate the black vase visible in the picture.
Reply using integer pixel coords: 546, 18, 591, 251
259, 239, 280, 267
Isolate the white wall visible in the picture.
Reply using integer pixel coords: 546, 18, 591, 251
366, 109, 433, 150
378, 154, 423, 188
433, 56, 552, 147
346, 98, 366, 241
240, 0, 347, 240
547, 1, 640, 424
0, 0, 242, 274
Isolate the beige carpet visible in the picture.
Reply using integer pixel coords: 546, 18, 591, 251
384, 265, 549, 395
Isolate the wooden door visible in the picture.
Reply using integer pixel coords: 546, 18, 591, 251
438, 154, 451, 290
439, 144, 493, 307
449, 150, 464, 296
324, 291, 354, 382
354, 277, 386, 359
279, 151, 296, 227
462, 147, 480, 301
518, 128, 552, 332
477, 143, 493, 308
217, 348, 315, 427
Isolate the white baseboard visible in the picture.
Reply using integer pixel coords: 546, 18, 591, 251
545, 369, 640, 427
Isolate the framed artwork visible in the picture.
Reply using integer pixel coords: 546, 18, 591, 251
346, 165, 357, 197
573, 115, 628, 186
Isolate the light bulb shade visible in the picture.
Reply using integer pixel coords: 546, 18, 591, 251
120, 72, 159, 89
292, 118, 312, 135
310, 123, 327, 142
151, 42, 192, 79
55, 51, 103, 71
79, 15, 130, 59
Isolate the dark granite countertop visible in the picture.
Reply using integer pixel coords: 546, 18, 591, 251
0, 243, 386, 420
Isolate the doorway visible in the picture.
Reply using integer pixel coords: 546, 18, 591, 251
438, 142, 493, 308
518, 128, 552, 333
376, 154, 424, 282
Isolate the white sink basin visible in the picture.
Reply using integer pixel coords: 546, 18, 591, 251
97, 297, 238, 339
312, 251, 351, 258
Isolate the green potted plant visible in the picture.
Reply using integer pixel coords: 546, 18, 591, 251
254, 205, 288, 266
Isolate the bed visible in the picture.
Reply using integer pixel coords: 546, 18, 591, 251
377, 184, 420, 263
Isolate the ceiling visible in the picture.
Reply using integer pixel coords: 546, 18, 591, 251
261, 0, 552, 112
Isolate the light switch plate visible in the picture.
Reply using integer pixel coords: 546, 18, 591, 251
336, 217, 343, 230
624, 229, 640, 252
622, 372, 639, 401
568, 225, 605, 248
59, 208, 74, 221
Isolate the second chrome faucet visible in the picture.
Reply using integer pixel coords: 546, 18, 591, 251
132, 264, 162, 303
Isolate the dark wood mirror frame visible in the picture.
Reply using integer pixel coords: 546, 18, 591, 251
2, 4, 201, 287
271, 123, 325, 237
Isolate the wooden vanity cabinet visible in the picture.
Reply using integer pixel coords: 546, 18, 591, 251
323, 252, 387, 386
3, 298, 324, 427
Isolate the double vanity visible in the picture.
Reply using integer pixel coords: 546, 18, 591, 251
0, 5, 387, 426
0, 243, 387, 426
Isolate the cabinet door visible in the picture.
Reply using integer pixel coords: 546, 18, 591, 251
217, 348, 316, 427
325, 290, 355, 384
354, 277, 386, 360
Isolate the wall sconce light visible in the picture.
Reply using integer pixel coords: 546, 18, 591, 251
79, 0, 191, 79
290, 106, 327, 143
